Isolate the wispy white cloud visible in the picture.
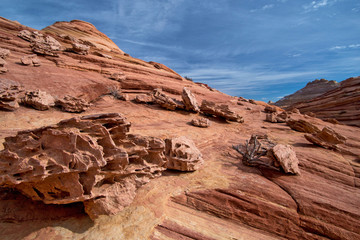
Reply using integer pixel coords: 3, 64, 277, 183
303, 0, 337, 12
250, 4, 275, 13
330, 43, 360, 50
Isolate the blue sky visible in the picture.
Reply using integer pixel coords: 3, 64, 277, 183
1, 0, 359, 101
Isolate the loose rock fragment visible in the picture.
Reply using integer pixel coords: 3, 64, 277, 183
191, 118, 210, 128
0, 79, 24, 111
20, 54, 41, 66
182, 87, 200, 112
0, 48, 10, 59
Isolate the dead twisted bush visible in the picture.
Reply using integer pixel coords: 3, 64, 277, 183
232, 135, 278, 169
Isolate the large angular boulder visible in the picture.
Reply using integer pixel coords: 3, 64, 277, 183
21, 90, 55, 110
305, 127, 347, 150
0, 79, 24, 111
153, 89, 184, 110
165, 136, 203, 171
286, 119, 321, 134
268, 144, 300, 175
55, 95, 91, 113
182, 87, 199, 112
200, 100, 244, 122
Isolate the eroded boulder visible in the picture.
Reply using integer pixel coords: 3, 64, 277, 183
21, 90, 55, 110
200, 100, 244, 122
265, 112, 288, 123
182, 87, 199, 112
0, 48, 10, 59
305, 127, 347, 150
165, 136, 203, 171
0, 79, 24, 111
0, 113, 168, 219
135, 94, 154, 104
31, 35, 62, 57
20, 54, 41, 67
70, 42, 90, 55
191, 118, 210, 128
55, 95, 91, 113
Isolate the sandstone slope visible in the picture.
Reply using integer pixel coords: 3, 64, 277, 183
0, 17, 359, 240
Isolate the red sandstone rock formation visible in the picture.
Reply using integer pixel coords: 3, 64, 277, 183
275, 78, 340, 108
290, 76, 360, 127
0, 17, 359, 240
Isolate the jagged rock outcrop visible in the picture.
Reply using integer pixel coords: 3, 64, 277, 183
305, 127, 347, 150
182, 87, 199, 112
290, 77, 360, 127
0, 113, 203, 220
20, 54, 41, 66
275, 79, 340, 108
43, 20, 124, 53
0, 48, 10, 59
0, 79, 24, 111
200, 100, 244, 122
153, 89, 184, 110
287, 119, 321, 134
20, 30, 63, 57
70, 42, 90, 55
0, 113, 167, 219
191, 118, 210, 128
21, 90, 55, 110
55, 95, 91, 113
165, 136, 203, 171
